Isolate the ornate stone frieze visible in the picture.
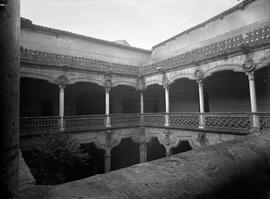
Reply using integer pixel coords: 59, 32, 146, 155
20, 47, 140, 76
142, 25, 270, 75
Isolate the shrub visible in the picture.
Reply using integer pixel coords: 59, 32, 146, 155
27, 131, 90, 185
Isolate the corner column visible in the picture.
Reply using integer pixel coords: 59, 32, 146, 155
0, 0, 20, 197
140, 91, 144, 114
104, 150, 111, 173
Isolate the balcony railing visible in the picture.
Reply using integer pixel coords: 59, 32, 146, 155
20, 112, 270, 135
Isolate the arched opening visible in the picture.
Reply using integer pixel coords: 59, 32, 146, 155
204, 70, 250, 112
170, 78, 199, 112
20, 78, 59, 117
111, 138, 139, 171
110, 85, 139, 113
255, 66, 270, 111
170, 141, 192, 155
80, 143, 105, 176
147, 137, 166, 161
65, 82, 105, 115
144, 84, 165, 113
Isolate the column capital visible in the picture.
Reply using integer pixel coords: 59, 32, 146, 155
242, 57, 256, 73
136, 76, 145, 91
105, 79, 112, 92
246, 71, 255, 81
194, 69, 204, 81
55, 75, 69, 87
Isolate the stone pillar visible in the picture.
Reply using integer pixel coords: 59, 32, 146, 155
59, 86, 65, 131
166, 148, 171, 157
105, 87, 111, 128
164, 85, 170, 126
197, 80, 205, 128
248, 72, 259, 129
139, 143, 147, 163
0, 0, 20, 197
140, 91, 144, 114
104, 150, 111, 173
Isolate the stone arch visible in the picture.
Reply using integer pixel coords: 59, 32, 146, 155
256, 57, 270, 71
111, 80, 137, 88
168, 73, 195, 85
20, 71, 57, 85
204, 64, 243, 79
68, 77, 105, 87
144, 79, 163, 89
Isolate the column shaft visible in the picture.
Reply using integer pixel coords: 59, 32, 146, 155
248, 73, 259, 129
59, 86, 65, 130
198, 80, 205, 128
140, 92, 144, 114
165, 87, 170, 126
139, 143, 147, 163
105, 89, 111, 127
104, 151, 111, 173
0, 0, 20, 197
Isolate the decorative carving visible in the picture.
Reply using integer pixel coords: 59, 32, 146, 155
163, 129, 172, 146
162, 77, 170, 89
55, 75, 69, 86
197, 132, 207, 145
136, 77, 145, 91
20, 48, 140, 75
142, 25, 270, 75
194, 69, 204, 81
242, 57, 255, 72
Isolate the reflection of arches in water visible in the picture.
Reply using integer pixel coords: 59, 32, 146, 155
111, 138, 139, 171
171, 141, 192, 155
147, 137, 166, 161
80, 143, 105, 177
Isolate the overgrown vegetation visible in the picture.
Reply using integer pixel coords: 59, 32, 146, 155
25, 132, 91, 185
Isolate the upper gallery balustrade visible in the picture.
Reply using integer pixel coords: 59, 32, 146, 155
20, 112, 270, 136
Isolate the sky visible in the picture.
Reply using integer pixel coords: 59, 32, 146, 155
21, 0, 243, 49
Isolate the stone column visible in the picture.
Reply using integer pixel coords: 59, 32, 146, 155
104, 150, 111, 173
0, 0, 20, 197
248, 72, 259, 129
164, 85, 170, 126
59, 86, 65, 131
105, 87, 111, 128
140, 91, 144, 114
139, 143, 147, 163
198, 80, 205, 128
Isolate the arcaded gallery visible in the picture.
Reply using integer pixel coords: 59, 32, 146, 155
13, 0, 270, 197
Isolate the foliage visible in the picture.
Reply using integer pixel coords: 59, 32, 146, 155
27, 131, 90, 185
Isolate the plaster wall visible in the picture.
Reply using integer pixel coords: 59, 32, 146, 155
21, 28, 150, 66
151, 0, 270, 62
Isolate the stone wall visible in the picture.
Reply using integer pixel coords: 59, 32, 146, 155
151, 0, 270, 61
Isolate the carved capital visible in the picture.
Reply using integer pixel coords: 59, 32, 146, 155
242, 57, 256, 72
136, 77, 145, 91
194, 69, 204, 81
55, 75, 69, 87
162, 76, 170, 89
